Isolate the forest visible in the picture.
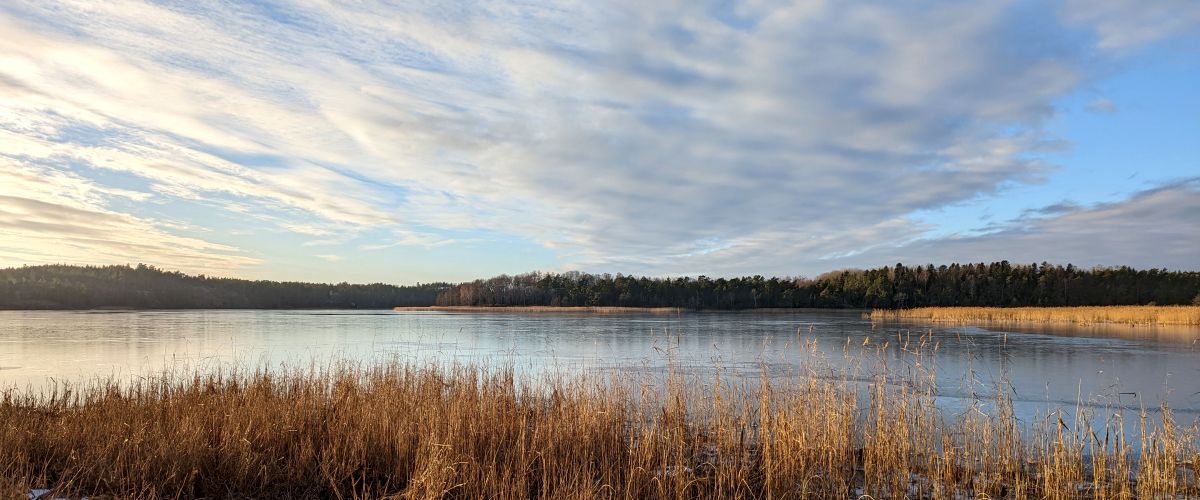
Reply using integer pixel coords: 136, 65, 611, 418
436, 262, 1200, 309
3, 262, 1198, 310
0, 264, 446, 309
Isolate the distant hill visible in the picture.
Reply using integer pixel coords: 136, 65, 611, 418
0, 264, 446, 309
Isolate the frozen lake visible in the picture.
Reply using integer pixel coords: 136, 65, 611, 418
2, 309, 1197, 436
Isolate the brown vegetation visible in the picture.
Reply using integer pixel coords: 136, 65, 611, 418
393, 306, 682, 314
871, 305, 1200, 326
1, 349, 1197, 498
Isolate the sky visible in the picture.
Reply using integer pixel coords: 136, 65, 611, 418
0, 0, 1197, 284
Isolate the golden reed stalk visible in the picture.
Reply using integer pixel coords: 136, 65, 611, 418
1, 352, 1196, 498
870, 306, 1200, 326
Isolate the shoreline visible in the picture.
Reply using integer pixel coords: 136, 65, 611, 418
390, 306, 873, 314
393, 305, 684, 313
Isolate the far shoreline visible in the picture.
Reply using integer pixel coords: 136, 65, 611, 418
395, 305, 1200, 326
390, 306, 881, 314
392, 305, 684, 314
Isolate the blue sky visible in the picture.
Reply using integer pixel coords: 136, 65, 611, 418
0, 0, 1197, 284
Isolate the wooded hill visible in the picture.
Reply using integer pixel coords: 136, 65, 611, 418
0, 264, 446, 309
436, 262, 1200, 310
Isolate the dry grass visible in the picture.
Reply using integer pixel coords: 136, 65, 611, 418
393, 306, 682, 314
871, 306, 1200, 326
1, 348, 1197, 499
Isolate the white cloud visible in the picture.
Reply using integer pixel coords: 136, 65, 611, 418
844, 179, 1200, 271
1087, 98, 1117, 114
359, 230, 458, 251
0, 0, 1196, 277
300, 239, 343, 247
1062, 0, 1200, 50
0, 161, 261, 274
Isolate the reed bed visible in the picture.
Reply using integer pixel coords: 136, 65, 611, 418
393, 306, 682, 314
1, 351, 1197, 499
871, 305, 1200, 326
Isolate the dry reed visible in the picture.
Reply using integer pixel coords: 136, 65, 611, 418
870, 306, 1200, 326
1, 350, 1196, 499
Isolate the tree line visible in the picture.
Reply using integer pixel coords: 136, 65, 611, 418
3, 262, 1198, 310
436, 262, 1200, 309
0, 264, 447, 309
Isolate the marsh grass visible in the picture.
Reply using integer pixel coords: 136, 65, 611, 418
870, 306, 1200, 326
1, 348, 1197, 499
